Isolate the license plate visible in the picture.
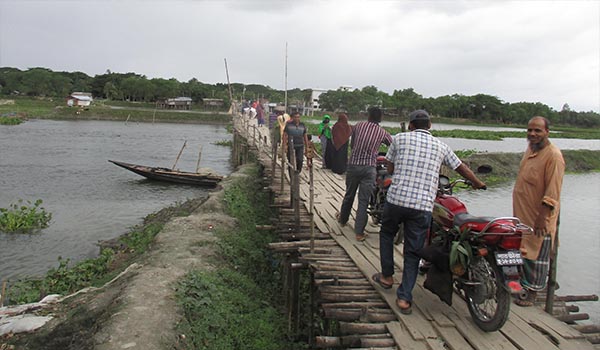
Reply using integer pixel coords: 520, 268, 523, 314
495, 251, 524, 266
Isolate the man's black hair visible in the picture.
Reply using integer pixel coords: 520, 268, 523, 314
368, 107, 382, 123
411, 119, 430, 130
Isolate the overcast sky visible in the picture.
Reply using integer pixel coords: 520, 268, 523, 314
1, 0, 599, 112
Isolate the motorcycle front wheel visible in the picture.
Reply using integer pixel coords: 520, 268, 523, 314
464, 255, 510, 332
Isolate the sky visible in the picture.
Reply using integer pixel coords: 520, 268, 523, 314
1, 0, 599, 113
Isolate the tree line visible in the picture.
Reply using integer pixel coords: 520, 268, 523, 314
1, 67, 598, 127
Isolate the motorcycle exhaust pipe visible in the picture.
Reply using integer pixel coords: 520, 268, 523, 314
507, 280, 528, 299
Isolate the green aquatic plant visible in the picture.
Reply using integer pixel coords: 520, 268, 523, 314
0, 116, 23, 125
213, 139, 232, 147
0, 199, 52, 233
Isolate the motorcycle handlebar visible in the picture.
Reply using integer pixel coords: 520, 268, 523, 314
452, 179, 487, 190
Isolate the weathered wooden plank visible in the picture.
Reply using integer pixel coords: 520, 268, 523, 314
339, 322, 388, 334
314, 278, 371, 286
315, 271, 366, 279
321, 301, 389, 309
433, 323, 475, 350
510, 301, 587, 340
499, 316, 561, 350
445, 311, 519, 350
385, 321, 429, 350
333, 233, 439, 341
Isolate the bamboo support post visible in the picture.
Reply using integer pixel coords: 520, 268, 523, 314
555, 313, 589, 323
280, 141, 285, 192
172, 140, 187, 170
195, 145, 203, 173
309, 270, 316, 348
0, 280, 7, 307
309, 161, 315, 253
574, 324, 600, 333
585, 334, 600, 345
545, 213, 560, 314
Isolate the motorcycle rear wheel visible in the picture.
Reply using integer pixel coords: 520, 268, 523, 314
464, 255, 510, 332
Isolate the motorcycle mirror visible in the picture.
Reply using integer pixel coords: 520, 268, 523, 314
477, 165, 493, 174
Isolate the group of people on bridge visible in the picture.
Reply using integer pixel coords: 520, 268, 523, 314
264, 106, 564, 315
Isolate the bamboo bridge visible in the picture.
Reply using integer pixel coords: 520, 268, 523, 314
231, 112, 599, 350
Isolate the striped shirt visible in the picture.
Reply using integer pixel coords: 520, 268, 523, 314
348, 121, 392, 166
386, 129, 461, 212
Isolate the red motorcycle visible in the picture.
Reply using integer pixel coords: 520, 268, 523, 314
422, 175, 532, 332
368, 155, 392, 225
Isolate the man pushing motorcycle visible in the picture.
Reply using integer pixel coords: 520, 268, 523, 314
371, 109, 486, 315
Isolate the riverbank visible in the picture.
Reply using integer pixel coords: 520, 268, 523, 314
0, 97, 231, 124
1, 163, 301, 349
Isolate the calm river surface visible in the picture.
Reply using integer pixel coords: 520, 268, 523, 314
1, 119, 598, 322
0, 119, 232, 281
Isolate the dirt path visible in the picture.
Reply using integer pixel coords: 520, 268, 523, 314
90, 181, 237, 350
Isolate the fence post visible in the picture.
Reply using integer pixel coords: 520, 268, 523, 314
545, 213, 560, 314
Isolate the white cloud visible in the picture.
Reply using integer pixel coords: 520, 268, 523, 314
0, 0, 598, 112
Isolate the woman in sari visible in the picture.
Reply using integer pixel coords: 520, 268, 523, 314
330, 113, 353, 174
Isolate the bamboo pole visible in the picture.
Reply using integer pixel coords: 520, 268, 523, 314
172, 140, 187, 170
309, 161, 315, 253
0, 280, 7, 307
224, 58, 233, 107
284, 42, 288, 112
545, 213, 560, 314
195, 145, 203, 173
125, 113, 131, 125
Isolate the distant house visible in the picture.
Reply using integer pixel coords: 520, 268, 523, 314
67, 92, 93, 107
309, 88, 328, 115
202, 98, 224, 108
156, 97, 192, 110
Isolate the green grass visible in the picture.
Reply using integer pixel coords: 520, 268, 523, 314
177, 269, 287, 350
176, 165, 305, 350
0, 199, 52, 233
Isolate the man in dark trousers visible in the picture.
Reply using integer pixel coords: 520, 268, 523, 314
282, 111, 309, 173
371, 109, 486, 315
337, 107, 392, 241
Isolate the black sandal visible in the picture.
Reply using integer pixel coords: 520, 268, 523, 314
371, 273, 393, 289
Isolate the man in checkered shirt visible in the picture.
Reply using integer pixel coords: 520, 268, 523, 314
371, 109, 486, 315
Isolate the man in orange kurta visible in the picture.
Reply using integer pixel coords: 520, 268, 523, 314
513, 116, 565, 306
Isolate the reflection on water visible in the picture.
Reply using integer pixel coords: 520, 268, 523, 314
0, 120, 232, 280
459, 174, 600, 323
308, 119, 600, 151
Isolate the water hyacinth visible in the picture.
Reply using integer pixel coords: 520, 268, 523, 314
0, 199, 52, 233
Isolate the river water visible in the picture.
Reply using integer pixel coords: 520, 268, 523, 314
0, 119, 232, 280
1, 119, 598, 322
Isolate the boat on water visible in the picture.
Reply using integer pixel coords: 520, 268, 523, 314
109, 160, 223, 187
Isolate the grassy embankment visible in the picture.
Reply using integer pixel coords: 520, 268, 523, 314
0, 97, 231, 124
175, 164, 305, 350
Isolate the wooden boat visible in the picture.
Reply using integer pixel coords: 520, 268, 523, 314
109, 160, 223, 187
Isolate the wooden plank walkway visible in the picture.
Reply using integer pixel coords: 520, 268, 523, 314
233, 114, 596, 350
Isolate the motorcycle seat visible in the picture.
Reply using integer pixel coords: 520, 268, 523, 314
453, 212, 496, 227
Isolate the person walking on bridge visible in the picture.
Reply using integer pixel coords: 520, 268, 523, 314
337, 107, 392, 241
371, 109, 486, 315
513, 116, 564, 307
282, 112, 309, 173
